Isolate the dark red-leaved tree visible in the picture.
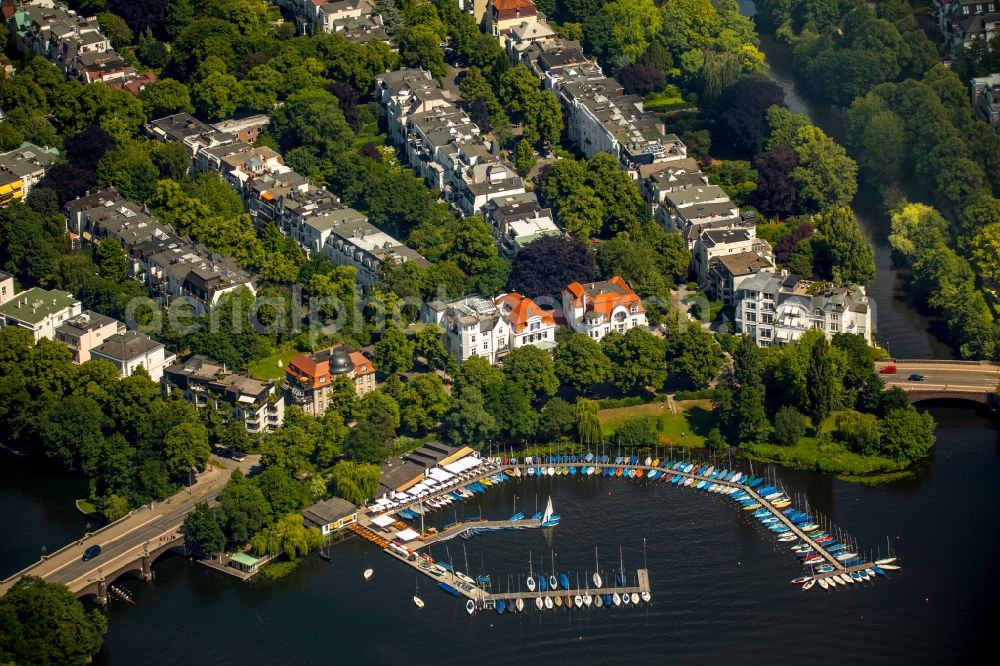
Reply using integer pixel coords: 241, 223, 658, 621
508, 235, 598, 301
753, 146, 799, 217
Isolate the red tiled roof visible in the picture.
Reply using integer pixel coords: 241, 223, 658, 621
287, 353, 329, 389
564, 276, 644, 317
349, 351, 375, 376
496, 292, 554, 334
492, 0, 536, 10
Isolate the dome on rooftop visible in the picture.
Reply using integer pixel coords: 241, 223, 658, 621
330, 348, 354, 375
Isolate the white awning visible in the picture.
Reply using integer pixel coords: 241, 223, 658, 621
427, 468, 454, 482
443, 456, 480, 474
395, 528, 420, 542
371, 514, 395, 528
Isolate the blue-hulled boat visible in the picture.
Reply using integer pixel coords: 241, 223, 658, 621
648, 470, 658, 480
569, 466, 577, 476
531, 511, 543, 521
603, 594, 613, 606
510, 512, 524, 521
560, 573, 570, 590
439, 582, 460, 596
748, 477, 763, 488
496, 600, 506, 613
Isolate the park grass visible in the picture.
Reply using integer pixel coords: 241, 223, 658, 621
598, 398, 718, 448
75, 499, 98, 517
249, 348, 299, 381
644, 86, 685, 112
743, 438, 907, 477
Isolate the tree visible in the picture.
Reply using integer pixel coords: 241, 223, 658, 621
330, 460, 381, 505
575, 398, 603, 446
270, 88, 353, 158
486, 379, 539, 440
753, 147, 799, 216
593, 0, 661, 63
502, 345, 559, 400
596, 233, 670, 298
0, 576, 107, 666
443, 385, 498, 449
880, 406, 936, 462
373, 325, 414, 376
140, 78, 193, 117
344, 421, 386, 464
835, 410, 881, 455
356, 391, 401, 439
618, 64, 666, 95
663, 316, 723, 387
183, 502, 226, 557
508, 235, 598, 299
39, 395, 106, 476
398, 373, 451, 433
539, 397, 576, 440
250, 513, 323, 560
715, 77, 787, 152
521, 90, 563, 149
772, 406, 806, 446
96, 144, 158, 203
101, 493, 130, 522
94, 237, 128, 282
399, 24, 447, 78
414, 324, 450, 370
790, 125, 859, 212
972, 222, 1000, 283
163, 420, 210, 479
705, 427, 726, 451
611, 417, 658, 448
601, 327, 667, 394
513, 139, 537, 176
816, 207, 875, 285
553, 332, 613, 392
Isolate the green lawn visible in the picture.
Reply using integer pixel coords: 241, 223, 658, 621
249, 348, 299, 381
643, 86, 685, 112
598, 399, 718, 448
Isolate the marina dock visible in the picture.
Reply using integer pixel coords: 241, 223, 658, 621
360, 453, 892, 602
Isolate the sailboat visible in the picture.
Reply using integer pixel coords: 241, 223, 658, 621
549, 551, 558, 590
527, 551, 536, 592
466, 599, 476, 615
363, 568, 374, 581
413, 577, 424, 608
593, 547, 603, 588
541, 495, 560, 527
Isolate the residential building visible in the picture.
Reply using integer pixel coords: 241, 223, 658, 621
54, 310, 125, 363
210, 115, 270, 145
144, 113, 234, 158
657, 182, 740, 233
314, 0, 389, 43
318, 207, 429, 286
9, 2, 153, 90
692, 227, 773, 286
162, 354, 285, 433
733, 271, 872, 346
284, 345, 376, 416
65, 188, 256, 307
494, 291, 557, 352
91, 331, 172, 382
458, 0, 490, 24
562, 276, 646, 341
421, 295, 509, 365
938, 1, 1000, 52
972, 73, 1000, 131
487, 0, 543, 47
0, 142, 59, 206
483, 193, 560, 256
377, 68, 449, 146
0, 287, 81, 342
707, 251, 774, 306
0, 270, 13, 305
302, 497, 358, 535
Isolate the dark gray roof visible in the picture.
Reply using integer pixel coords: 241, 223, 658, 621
303, 497, 357, 525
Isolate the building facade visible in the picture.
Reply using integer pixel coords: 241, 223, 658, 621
91, 331, 172, 382
0, 287, 81, 342
284, 346, 376, 416
54, 310, 125, 364
562, 277, 647, 341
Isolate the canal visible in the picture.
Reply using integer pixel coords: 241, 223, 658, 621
738, 0, 954, 360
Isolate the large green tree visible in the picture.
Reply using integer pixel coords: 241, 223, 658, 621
501, 345, 559, 400
553, 332, 613, 393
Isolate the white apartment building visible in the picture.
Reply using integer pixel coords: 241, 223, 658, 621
0, 287, 81, 342
733, 271, 873, 347
562, 277, 647, 342
692, 227, 773, 286
483, 193, 560, 257
91, 331, 173, 382
55, 310, 125, 364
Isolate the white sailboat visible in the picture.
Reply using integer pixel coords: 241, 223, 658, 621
593, 547, 603, 588
413, 577, 424, 608
363, 568, 373, 581
527, 551, 536, 592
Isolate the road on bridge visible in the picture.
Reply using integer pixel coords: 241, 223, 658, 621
877, 360, 1000, 393
0, 464, 229, 597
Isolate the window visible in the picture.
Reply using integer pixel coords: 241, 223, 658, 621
760, 327, 771, 339
745, 302, 756, 311
745, 312, 757, 323
762, 313, 773, 324
471, 334, 477, 342
319, 376, 326, 384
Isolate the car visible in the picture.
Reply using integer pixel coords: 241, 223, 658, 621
879, 364, 897, 375
231, 454, 246, 462
82, 544, 101, 561
908, 374, 925, 381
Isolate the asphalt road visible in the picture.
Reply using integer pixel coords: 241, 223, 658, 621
878, 362, 1000, 392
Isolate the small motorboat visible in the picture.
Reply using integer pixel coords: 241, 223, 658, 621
802, 580, 815, 591
413, 596, 424, 608
549, 574, 559, 590
583, 594, 593, 607
818, 578, 829, 590
613, 592, 622, 606
515, 598, 525, 612
790, 576, 812, 584
554, 595, 562, 608
566, 595, 573, 609
640, 590, 651, 602
630, 592, 639, 604
826, 576, 838, 587
363, 568, 374, 581
880, 564, 901, 571
621, 592, 630, 605
466, 600, 476, 615
875, 557, 897, 566
535, 597, 544, 610
527, 576, 536, 592
864, 568, 877, 578
574, 594, 583, 607
544, 596, 554, 609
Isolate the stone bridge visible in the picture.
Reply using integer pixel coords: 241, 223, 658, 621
876, 359, 1000, 409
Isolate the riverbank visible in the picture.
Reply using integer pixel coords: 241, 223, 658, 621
742, 440, 912, 482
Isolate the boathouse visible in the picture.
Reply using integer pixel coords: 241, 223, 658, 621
378, 442, 474, 495
302, 497, 358, 535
